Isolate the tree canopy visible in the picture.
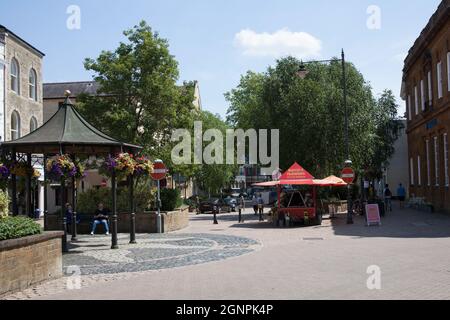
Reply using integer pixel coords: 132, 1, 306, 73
226, 56, 402, 178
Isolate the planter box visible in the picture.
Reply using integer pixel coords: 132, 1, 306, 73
45, 207, 189, 234
0, 231, 64, 296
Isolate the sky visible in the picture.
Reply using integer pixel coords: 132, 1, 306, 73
0, 0, 443, 118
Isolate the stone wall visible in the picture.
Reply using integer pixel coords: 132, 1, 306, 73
4, 32, 44, 141
0, 231, 64, 296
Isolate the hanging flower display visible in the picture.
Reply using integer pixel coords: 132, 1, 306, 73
10, 161, 34, 177
74, 161, 87, 180
46, 154, 77, 180
0, 163, 10, 179
99, 153, 136, 178
134, 156, 153, 176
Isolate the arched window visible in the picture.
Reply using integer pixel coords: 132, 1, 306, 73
10, 58, 20, 94
30, 116, 38, 133
11, 111, 21, 140
29, 69, 37, 101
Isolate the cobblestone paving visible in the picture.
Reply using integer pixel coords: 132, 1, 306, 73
2, 233, 260, 300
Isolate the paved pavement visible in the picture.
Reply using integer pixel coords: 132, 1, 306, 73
3, 202, 450, 300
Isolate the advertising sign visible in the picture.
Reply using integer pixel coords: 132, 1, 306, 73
365, 204, 381, 226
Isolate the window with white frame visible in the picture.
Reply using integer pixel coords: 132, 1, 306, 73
11, 111, 21, 140
434, 136, 439, 186
437, 62, 443, 99
410, 157, 414, 185
427, 71, 432, 104
444, 133, 449, 187
426, 139, 431, 186
29, 69, 37, 101
408, 95, 412, 120
414, 85, 419, 114
10, 58, 19, 94
29, 116, 38, 133
447, 52, 450, 92
420, 79, 425, 110
417, 155, 421, 186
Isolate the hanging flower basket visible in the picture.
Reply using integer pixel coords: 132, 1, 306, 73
0, 163, 10, 180
134, 156, 153, 177
99, 153, 136, 179
46, 155, 77, 180
10, 161, 34, 178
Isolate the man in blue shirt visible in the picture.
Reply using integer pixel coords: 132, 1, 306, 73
397, 183, 406, 209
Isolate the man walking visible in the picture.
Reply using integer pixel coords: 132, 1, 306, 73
252, 195, 258, 215
383, 184, 392, 213
257, 194, 264, 221
397, 183, 406, 209
238, 194, 245, 223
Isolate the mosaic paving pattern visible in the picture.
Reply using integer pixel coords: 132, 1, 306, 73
64, 233, 260, 275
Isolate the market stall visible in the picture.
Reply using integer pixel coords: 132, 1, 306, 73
253, 163, 348, 226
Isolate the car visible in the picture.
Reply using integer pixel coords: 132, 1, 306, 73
224, 197, 237, 212
199, 198, 233, 214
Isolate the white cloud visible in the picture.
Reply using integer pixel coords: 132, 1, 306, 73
234, 28, 322, 59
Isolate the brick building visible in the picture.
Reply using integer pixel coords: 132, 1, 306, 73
401, 0, 450, 212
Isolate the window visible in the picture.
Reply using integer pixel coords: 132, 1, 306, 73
434, 136, 439, 186
407, 95, 412, 120
444, 133, 449, 187
414, 85, 419, 115
437, 62, 443, 99
420, 79, 425, 111
447, 52, 450, 92
426, 139, 431, 186
10, 111, 20, 140
29, 116, 38, 132
427, 71, 432, 104
29, 69, 37, 101
417, 155, 421, 186
10, 58, 19, 94
410, 157, 414, 185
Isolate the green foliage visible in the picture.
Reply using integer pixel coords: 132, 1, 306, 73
77, 184, 155, 214
159, 188, 182, 211
0, 216, 42, 241
192, 111, 238, 195
226, 56, 400, 178
77, 21, 197, 167
0, 189, 9, 218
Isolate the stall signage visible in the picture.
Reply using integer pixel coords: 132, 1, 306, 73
280, 162, 314, 180
365, 204, 381, 226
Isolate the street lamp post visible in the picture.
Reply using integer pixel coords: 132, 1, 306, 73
297, 49, 353, 224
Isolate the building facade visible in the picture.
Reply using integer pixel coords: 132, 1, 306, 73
0, 25, 44, 142
401, 0, 450, 212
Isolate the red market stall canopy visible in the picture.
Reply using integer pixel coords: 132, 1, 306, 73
252, 163, 348, 187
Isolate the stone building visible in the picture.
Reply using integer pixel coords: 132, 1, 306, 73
400, 0, 450, 212
0, 25, 44, 142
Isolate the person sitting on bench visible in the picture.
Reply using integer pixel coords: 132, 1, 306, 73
90, 202, 110, 235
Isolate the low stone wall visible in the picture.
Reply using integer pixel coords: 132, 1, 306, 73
45, 207, 189, 234
0, 231, 64, 296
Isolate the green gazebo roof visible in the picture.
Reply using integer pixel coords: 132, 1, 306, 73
1, 97, 142, 155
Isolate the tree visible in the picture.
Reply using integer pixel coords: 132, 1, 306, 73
226, 56, 378, 177
193, 111, 238, 196
76, 21, 196, 164
364, 89, 405, 179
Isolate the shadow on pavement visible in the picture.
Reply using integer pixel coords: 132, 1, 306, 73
330, 202, 450, 239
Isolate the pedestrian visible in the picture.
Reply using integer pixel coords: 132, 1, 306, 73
195, 195, 200, 215
383, 184, 392, 213
252, 195, 258, 215
257, 194, 264, 221
397, 183, 406, 209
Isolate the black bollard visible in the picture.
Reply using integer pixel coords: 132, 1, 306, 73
238, 208, 242, 223
62, 216, 68, 252
213, 206, 218, 225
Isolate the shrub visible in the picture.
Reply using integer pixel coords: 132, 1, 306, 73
0, 189, 9, 218
77, 185, 155, 214
0, 216, 42, 241
159, 188, 182, 211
